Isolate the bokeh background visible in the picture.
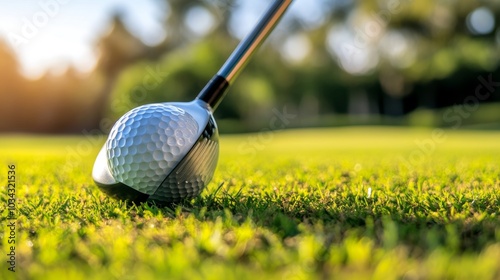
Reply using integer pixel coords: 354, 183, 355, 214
0, 0, 499, 134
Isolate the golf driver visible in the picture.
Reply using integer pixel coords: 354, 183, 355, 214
93, 0, 293, 204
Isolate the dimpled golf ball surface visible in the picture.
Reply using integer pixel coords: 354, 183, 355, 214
106, 104, 199, 195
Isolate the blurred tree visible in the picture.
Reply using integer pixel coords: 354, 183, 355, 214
1, 0, 500, 133
107, 0, 500, 128
0, 40, 23, 131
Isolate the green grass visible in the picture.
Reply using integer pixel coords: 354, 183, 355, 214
1, 127, 499, 279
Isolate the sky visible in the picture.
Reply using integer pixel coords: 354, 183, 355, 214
0, 0, 166, 78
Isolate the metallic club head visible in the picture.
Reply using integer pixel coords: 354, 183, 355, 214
92, 0, 293, 204
93, 100, 218, 204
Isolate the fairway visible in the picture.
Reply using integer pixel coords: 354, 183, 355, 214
1, 127, 499, 279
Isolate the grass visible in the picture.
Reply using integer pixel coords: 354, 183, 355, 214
1, 127, 499, 279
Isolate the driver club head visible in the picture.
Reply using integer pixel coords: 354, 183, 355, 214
92, 100, 219, 204
92, 0, 293, 205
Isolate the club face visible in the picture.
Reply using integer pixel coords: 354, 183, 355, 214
148, 115, 219, 204
92, 100, 219, 204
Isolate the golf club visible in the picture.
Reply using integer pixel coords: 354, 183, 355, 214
93, 0, 294, 204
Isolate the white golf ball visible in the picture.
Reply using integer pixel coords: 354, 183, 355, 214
106, 103, 199, 194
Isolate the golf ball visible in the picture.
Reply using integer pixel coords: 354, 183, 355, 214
106, 103, 199, 195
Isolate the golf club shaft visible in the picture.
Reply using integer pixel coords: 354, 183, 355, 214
196, 0, 293, 111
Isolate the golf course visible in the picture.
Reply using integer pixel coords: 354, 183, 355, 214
1, 127, 499, 279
